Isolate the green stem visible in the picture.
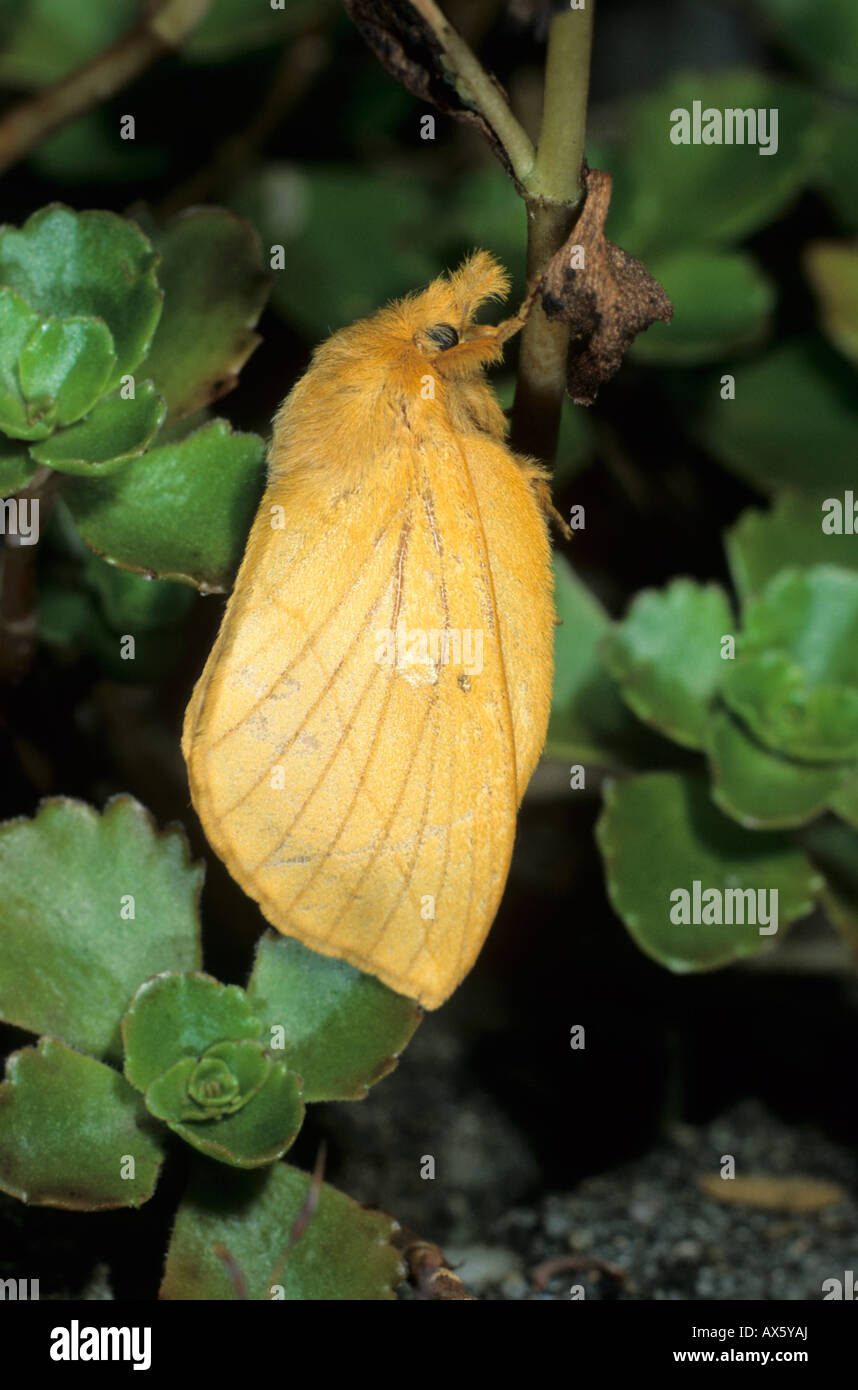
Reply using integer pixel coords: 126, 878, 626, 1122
411, 0, 536, 184
510, 4, 595, 465
527, 3, 593, 203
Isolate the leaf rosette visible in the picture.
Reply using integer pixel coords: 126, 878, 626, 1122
123, 973, 304, 1169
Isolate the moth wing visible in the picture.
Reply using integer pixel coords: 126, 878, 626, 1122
183, 430, 549, 1009
464, 440, 555, 799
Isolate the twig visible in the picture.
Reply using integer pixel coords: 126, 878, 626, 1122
531, 1253, 627, 1291
393, 1226, 478, 1300
510, 4, 595, 465
0, 0, 214, 177
410, 0, 536, 185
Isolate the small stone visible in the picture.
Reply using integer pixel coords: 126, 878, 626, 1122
500, 1273, 529, 1299
444, 1245, 522, 1292
568, 1228, 593, 1251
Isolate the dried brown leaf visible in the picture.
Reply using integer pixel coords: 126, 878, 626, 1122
540, 166, 673, 404
698, 1173, 845, 1214
343, 0, 523, 188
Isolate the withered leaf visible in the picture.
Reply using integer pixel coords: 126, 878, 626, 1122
343, 0, 525, 190
541, 167, 673, 405
698, 1173, 845, 1214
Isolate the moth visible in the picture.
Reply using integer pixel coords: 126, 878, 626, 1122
183, 252, 556, 1008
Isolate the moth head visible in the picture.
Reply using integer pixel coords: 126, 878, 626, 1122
405, 251, 512, 372
307, 252, 512, 397
354, 247, 508, 372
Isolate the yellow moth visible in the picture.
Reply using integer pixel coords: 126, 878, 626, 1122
182, 252, 556, 1009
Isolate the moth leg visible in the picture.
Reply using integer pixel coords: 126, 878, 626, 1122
516, 457, 573, 539
534, 478, 573, 539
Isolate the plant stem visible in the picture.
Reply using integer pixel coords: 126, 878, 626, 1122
411, 0, 536, 185
510, 3, 595, 466
0, 0, 213, 177
527, 3, 593, 202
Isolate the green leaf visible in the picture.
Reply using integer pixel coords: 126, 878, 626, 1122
148, 1041, 271, 1122
81, 549, 195, 633
721, 567, 858, 762
64, 418, 266, 591
18, 315, 116, 426
596, 773, 821, 971
185, 0, 325, 62
0, 0, 137, 86
0, 1038, 164, 1210
30, 109, 169, 185
246, 935, 422, 1102
604, 579, 734, 750
123, 973, 304, 1168
122, 973, 261, 1094
233, 164, 438, 339
0, 797, 202, 1061
723, 654, 858, 764
801, 819, 858, 955
547, 554, 671, 767
818, 108, 858, 227
706, 707, 847, 829
695, 339, 858, 494
29, 381, 166, 473
0, 206, 162, 388
37, 586, 97, 649
756, 0, 858, 94
164, 1064, 304, 1169
130, 206, 269, 422
607, 71, 822, 257
160, 1160, 403, 1300
804, 239, 858, 367
726, 491, 858, 605
143, 1041, 303, 1170
0, 286, 49, 440
829, 773, 858, 831
38, 578, 191, 682
630, 251, 774, 365
0, 436, 35, 492
438, 167, 526, 288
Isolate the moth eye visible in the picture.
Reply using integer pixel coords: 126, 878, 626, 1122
426, 322, 459, 349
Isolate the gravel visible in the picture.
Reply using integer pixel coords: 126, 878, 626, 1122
444, 1101, 858, 1300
